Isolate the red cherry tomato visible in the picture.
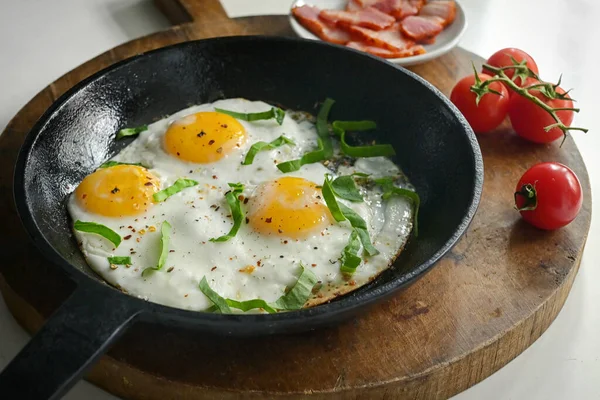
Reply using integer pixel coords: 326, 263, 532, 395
450, 74, 510, 133
483, 48, 539, 86
515, 162, 582, 230
508, 83, 574, 143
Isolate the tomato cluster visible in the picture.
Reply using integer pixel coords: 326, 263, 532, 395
450, 48, 583, 230
451, 48, 574, 143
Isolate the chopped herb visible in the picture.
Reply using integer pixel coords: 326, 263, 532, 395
74, 220, 121, 247
214, 107, 285, 125
99, 161, 144, 169
340, 230, 362, 274
332, 120, 377, 132
199, 265, 318, 314
141, 221, 172, 277
374, 177, 420, 236
321, 175, 379, 256
270, 265, 319, 311
116, 125, 148, 140
226, 299, 277, 314
339, 203, 379, 256
242, 135, 295, 165
108, 256, 132, 265
198, 277, 232, 313
322, 175, 345, 222
276, 98, 335, 173
316, 98, 335, 156
153, 178, 198, 202
331, 175, 364, 202
209, 183, 245, 242
332, 120, 395, 158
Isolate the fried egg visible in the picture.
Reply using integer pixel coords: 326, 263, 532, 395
68, 99, 414, 312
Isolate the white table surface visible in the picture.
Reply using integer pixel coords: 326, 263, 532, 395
0, 0, 598, 399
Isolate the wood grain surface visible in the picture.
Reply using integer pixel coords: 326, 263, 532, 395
0, 0, 591, 399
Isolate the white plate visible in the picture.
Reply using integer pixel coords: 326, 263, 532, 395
289, 0, 468, 66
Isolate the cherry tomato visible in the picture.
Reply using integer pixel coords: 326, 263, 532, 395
515, 162, 582, 230
483, 48, 539, 86
450, 74, 510, 133
508, 83, 574, 143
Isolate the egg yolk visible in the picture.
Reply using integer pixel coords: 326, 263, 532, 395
246, 177, 333, 239
75, 165, 160, 217
163, 111, 247, 163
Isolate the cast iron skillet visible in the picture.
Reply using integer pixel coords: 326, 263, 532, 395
1, 36, 482, 399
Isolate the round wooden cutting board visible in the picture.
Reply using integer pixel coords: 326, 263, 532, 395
0, 0, 591, 399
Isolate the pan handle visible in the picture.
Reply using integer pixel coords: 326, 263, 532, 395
0, 284, 144, 399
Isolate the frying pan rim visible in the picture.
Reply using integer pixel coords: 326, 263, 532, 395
13, 35, 483, 327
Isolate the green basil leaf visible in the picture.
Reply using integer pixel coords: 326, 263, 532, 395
332, 120, 395, 158
243, 135, 295, 165
276, 99, 335, 173
74, 220, 121, 247
335, 127, 396, 158
116, 125, 148, 140
276, 138, 325, 173
198, 277, 232, 313
215, 107, 286, 125
226, 299, 277, 314
153, 178, 199, 202
271, 265, 319, 311
199, 265, 319, 314
338, 203, 379, 256
107, 256, 131, 265
332, 120, 377, 132
340, 230, 362, 274
373, 177, 396, 189
321, 175, 379, 256
276, 158, 304, 173
322, 175, 346, 222
374, 177, 420, 237
274, 107, 286, 125
355, 227, 379, 257
99, 161, 144, 169
331, 175, 364, 202
209, 183, 245, 242
317, 98, 335, 158
141, 221, 172, 277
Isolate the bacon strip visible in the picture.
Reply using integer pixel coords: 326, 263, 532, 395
397, 0, 425, 19
399, 15, 444, 42
347, 41, 424, 58
320, 7, 395, 30
348, 23, 421, 52
346, 0, 362, 11
419, 0, 457, 27
292, 5, 352, 45
354, 0, 424, 19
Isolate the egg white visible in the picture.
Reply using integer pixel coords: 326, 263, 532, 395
68, 99, 414, 312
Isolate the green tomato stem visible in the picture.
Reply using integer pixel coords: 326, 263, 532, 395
514, 183, 538, 212
474, 63, 588, 145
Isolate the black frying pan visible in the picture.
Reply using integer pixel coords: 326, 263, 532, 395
1, 36, 482, 399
